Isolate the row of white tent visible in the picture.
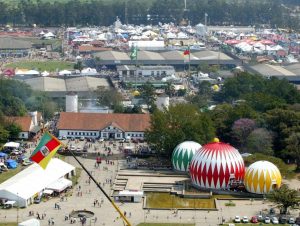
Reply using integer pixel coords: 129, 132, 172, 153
14, 68, 97, 76
234, 42, 284, 54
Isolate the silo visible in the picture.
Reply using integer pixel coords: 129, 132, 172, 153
29, 111, 38, 126
66, 93, 78, 112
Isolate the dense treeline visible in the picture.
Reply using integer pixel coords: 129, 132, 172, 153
146, 73, 300, 170
0, 0, 298, 28
0, 78, 59, 142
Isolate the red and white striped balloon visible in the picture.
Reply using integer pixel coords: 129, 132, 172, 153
189, 139, 245, 189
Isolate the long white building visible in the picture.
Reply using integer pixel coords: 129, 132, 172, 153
57, 112, 150, 140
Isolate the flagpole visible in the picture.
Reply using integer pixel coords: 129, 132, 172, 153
68, 149, 132, 226
188, 45, 191, 78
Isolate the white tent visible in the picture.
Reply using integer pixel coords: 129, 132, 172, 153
3, 142, 20, 149
18, 218, 40, 226
46, 178, 72, 192
41, 71, 50, 77
58, 70, 72, 76
81, 67, 97, 75
0, 158, 75, 207
43, 189, 54, 195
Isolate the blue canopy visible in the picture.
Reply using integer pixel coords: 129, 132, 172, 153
0, 152, 7, 158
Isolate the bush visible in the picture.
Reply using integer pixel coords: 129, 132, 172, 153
225, 200, 236, 206
244, 153, 296, 179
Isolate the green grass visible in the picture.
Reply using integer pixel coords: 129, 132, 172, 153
5, 60, 74, 72
0, 167, 22, 184
137, 224, 195, 226
146, 192, 216, 209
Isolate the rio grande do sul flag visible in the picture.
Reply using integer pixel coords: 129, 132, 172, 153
30, 132, 62, 169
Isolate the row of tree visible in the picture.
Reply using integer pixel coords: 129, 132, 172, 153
145, 72, 300, 170
0, 78, 59, 142
0, 0, 298, 28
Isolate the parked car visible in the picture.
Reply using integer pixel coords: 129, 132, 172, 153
265, 216, 271, 224
0, 163, 8, 171
70, 145, 76, 151
79, 136, 85, 141
70, 137, 75, 141
289, 217, 296, 224
76, 147, 81, 152
271, 216, 279, 224
257, 215, 264, 222
279, 216, 287, 224
62, 136, 67, 140
34, 196, 42, 204
242, 216, 249, 223
58, 136, 62, 140
99, 138, 104, 142
234, 216, 241, 223
251, 216, 258, 223
22, 158, 33, 166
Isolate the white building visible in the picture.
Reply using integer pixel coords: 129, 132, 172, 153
117, 65, 175, 79
57, 112, 150, 140
5, 111, 42, 139
0, 158, 75, 207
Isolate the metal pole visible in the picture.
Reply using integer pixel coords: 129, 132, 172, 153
68, 150, 132, 226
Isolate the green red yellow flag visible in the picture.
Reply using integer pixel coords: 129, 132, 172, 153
30, 132, 62, 169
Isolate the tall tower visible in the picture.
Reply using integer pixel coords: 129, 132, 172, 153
65, 93, 78, 112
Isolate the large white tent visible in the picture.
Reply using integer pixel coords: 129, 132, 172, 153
0, 158, 75, 207
46, 177, 72, 192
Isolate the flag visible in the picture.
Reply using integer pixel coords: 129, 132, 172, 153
30, 132, 62, 169
183, 46, 190, 55
130, 44, 138, 60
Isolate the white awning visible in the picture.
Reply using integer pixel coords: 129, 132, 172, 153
43, 189, 54, 195
4, 200, 16, 205
46, 178, 72, 192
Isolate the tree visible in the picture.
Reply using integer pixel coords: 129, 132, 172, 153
5, 123, 21, 140
186, 81, 213, 108
96, 87, 123, 112
267, 184, 300, 214
26, 92, 58, 120
145, 103, 215, 158
74, 61, 84, 72
210, 103, 258, 143
231, 118, 256, 151
264, 108, 300, 156
246, 128, 273, 155
284, 132, 300, 171
140, 82, 156, 110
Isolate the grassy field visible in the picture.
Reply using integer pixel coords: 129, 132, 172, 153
0, 223, 17, 226
146, 192, 216, 209
4, 60, 74, 72
0, 167, 22, 184
137, 224, 195, 226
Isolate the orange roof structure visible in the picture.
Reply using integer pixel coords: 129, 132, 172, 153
57, 112, 151, 132
6, 116, 32, 132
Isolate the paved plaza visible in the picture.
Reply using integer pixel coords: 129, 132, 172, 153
0, 140, 299, 226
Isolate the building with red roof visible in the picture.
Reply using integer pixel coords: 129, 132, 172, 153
57, 112, 150, 140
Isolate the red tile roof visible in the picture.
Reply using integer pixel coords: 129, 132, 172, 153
78, 45, 113, 53
6, 116, 32, 131
57, 112, 151, 132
